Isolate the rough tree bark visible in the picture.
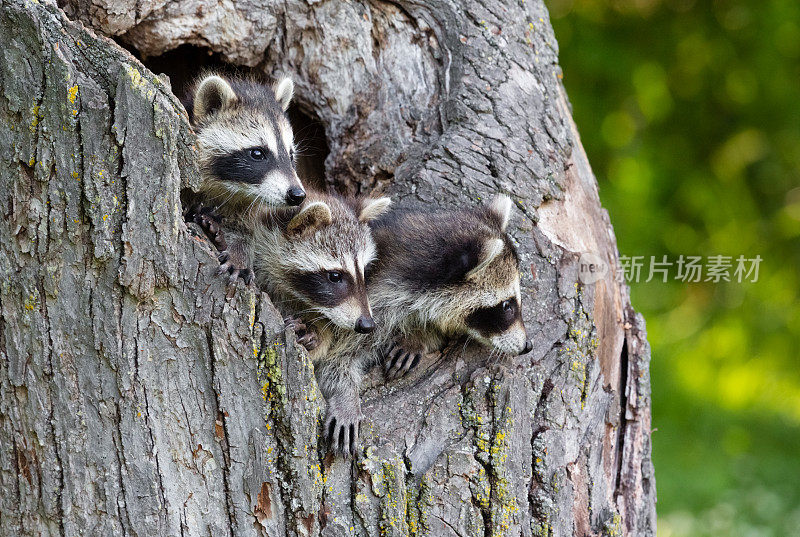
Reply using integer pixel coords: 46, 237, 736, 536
0, 0, 656, 536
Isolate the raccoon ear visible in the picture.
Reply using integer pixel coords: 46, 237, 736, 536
287, 201, 332, 237
273, 77, 294, 112
465, 238, 505, 279
486, 194, 513, 232
194, 75, 237, 121
358, 197, 392, 222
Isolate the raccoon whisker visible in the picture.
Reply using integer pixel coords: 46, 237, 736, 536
243, 195, 262, 222
485, 346, 497, 365
292, 122, 324, 142
303, 313, 328, 324
459, 338, 471, 359
283, 305, 320, 317
294, 129, 324, 153
285, 303, 328, 321
292, 142, 324, 158
206, 189, 238, 215
284, 307, 324, 319
251, 197, 264, 220
291, 306, 318, 315
253, 198, 268, 224
202, 189, 233, 211
292, 139, 313, 152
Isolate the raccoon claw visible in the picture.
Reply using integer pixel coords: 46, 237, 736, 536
239, 268, 255, 285
324, 402, 361, 457
325, 418, 357, 457
216, 252, 254, 285
297, 333, 319, 351
188, 205, 227, 251
225, 268, 254, 285
284, 316, 319, 351
383, 344, 422, 381
284, 316, 305, 331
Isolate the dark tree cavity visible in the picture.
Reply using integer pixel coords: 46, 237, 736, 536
0, 0, 656, 536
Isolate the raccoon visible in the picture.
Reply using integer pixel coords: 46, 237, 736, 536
187, 73, 305, 212
244, 191, 391, 455
302, 194, 532, 455
249, 191, 392, 345
183, 74, 306, 281
372, 194, 532, 378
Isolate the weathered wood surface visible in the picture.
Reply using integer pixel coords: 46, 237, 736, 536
1, 0, 656, 536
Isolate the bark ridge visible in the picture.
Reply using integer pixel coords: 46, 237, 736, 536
0, 1, 656, 536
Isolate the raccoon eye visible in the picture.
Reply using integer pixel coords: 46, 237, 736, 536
249, 148, 266, 160
502, 300, 513, 312
328, 271, 343, 283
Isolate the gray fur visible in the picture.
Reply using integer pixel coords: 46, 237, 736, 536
243, 190, 392, 455
250, 192, 390, 335
187, 73, 305, 222
315, 194, 531, 455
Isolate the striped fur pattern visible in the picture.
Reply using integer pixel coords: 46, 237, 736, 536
186, 73, 306, 222
335, 194, 529, 359
250, 191, 392, 348
316, 194, 531, 455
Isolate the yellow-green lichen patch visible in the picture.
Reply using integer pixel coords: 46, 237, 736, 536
602, 512, 623, 537
405, 472, 433, 536
471, 464, 491, 511
125, 64, 143, 88
460, 384, 491, 460
258, 345, 285, 403
123, 64, 156, 100
461, 376, 522, 536
532, 520, 553, 537
561, 301, 599, 411
23, 291, 39, 311
487, 405, 519, 537
29, 102, 42, 133
359, 450, 409, 536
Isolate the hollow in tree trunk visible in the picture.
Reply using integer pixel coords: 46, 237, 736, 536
0, 0, 656, 535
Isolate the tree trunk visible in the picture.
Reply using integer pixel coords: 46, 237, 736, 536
0, 0, 656, 536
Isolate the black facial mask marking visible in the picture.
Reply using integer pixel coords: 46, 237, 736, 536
288, 270, 355, 307
465, 297, 520, 337
210, 145, 295, 185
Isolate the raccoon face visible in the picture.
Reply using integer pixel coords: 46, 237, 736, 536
280, 197, 392, 333
386, 195, 531, 355
436, 235, 530, 356
191, 75, 306, 208
462, 273, 530, 356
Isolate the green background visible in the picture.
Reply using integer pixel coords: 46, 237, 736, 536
547, 0, 800, 535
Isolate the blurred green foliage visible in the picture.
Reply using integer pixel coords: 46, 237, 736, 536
547, 0, 800, 535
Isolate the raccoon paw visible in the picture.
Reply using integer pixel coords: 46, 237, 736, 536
187, 205, 227, 251
216, 251, 254, 285
383, 342, 423, 381
284, 316, 319, 351
324, 395, 362, 457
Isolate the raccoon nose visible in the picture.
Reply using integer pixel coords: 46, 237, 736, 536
354, 316, 375, 334
520, 339, 533, 355
285, 187, 306, 206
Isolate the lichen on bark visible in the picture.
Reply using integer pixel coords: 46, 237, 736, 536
0, 0, 656, 536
